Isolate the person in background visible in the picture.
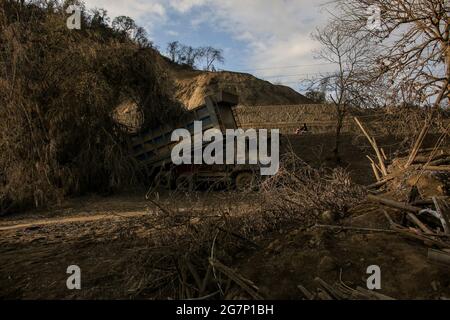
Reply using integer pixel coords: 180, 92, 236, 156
295, 123, 308, 135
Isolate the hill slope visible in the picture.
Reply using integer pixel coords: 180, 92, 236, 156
161, 59, 312, 109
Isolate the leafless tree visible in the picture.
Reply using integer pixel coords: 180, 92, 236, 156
202, 46, 225, 71
333, 0, 449, 108
167, 41, 180, 62
180, 45, 203, 67
112, 15, 152, 48
166, 42, 224, 70
312, 20, 376, 161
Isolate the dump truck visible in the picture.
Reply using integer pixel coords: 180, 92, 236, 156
130, 91, 260, 191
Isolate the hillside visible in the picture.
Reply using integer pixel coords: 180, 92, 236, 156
160, 58, 312, 109
116, 55, 313, 129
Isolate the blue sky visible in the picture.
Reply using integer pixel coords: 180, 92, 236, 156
84, 0, 336, 92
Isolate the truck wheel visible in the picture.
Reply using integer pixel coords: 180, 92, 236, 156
176, 174, 194, 192
235, 172, 254, 192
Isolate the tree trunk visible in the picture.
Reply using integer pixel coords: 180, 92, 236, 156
333, 108, 344, 164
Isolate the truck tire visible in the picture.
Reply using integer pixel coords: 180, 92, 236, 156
235, 172, 254, 192
176, 174, 194, 192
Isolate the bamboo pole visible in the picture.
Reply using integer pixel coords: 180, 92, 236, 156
404, 120, 430, 168
354, 117, 388, 176
424, 165, 450, 172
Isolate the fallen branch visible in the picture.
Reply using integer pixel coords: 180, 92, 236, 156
406, 213, 434, 235
314, 224, 397, 234
428, 249, 450, 266
424, 165, 450, 172
391, 225, 450, 249
367, 195, 422, 214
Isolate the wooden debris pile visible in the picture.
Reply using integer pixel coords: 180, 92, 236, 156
352, 117, 450, 265
367, 194, 450, 257
354, 117, 449, 198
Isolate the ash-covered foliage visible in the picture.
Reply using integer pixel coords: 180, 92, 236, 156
261, 153, 367, 224
0, 0, 183, 213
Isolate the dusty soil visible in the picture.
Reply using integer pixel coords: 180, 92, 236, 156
1, 134, 449, 300
239, 203, 450, 300
1, 194, 449, 300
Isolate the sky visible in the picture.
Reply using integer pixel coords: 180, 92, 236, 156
83, 0, 337, 92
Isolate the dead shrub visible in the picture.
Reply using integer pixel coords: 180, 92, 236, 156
123, 159, 366, 298
260, 152, 366, 224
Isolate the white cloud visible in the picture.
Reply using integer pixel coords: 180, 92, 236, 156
166, 30, 180, 36
199, 0, 332, 79
83, 0, 335, 84
169, 0, 208, 13
84, 0, 167, 32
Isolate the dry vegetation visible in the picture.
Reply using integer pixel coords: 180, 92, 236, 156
0, 1, 183, 214
260, 152, 366, 225
0, 0, 449, 301
47, 157, 367, 299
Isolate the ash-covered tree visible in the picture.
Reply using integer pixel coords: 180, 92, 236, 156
334, 0, 449, 108
311, 20, 377, 162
